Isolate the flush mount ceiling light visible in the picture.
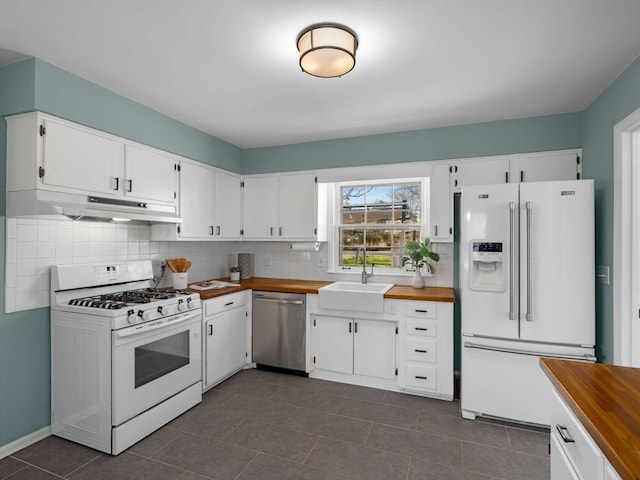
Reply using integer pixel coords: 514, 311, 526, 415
296, 23, 358, 78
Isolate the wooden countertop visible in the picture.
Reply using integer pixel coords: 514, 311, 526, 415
189, 277, 455, 303
540, 358, 640, 480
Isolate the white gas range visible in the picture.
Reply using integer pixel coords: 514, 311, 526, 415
50, 260, 202, 455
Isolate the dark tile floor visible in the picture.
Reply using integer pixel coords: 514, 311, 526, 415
2, 368, 550, 479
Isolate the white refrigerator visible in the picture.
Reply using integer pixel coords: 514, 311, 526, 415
460, 180, 595, 426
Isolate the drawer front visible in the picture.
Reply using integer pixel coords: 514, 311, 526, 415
204, 291, 247, 316
551, 390, 603, 480
405, 363, 437, 390
406, 318, 437, 337
405, 301, 437, 319
406, 337, 437, 363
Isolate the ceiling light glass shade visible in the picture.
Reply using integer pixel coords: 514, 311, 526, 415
297, 24, 358, 78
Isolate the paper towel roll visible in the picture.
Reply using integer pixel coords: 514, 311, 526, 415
290, 242, 320, 252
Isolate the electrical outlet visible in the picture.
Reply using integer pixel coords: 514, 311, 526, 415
264, 255, 273, 267
318, 256, 326, 268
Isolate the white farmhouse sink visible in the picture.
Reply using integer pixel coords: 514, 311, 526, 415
318, 281, 394, 313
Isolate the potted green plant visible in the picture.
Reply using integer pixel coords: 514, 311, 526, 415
229, 266, 241, 282
401, 237, 440, 288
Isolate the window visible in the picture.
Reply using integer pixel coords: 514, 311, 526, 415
330, 178, 428, 273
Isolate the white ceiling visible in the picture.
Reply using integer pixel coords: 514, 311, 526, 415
1, 1, 639, 149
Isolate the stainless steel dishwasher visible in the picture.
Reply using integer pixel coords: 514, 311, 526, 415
252, 291, 306, 372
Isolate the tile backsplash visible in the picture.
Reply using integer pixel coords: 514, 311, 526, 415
4, 217, 454, 313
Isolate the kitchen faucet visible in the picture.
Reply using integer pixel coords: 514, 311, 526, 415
356, 245, 374, 284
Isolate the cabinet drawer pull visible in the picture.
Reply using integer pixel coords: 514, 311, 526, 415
415, 309, 428, 313
556, 425, 575, 443
415, 375, 428, 380
415, 327, 428, 331
414, 349, 428, 353
224, 301, 234, 306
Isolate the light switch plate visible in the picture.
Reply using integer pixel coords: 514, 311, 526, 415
597, 265, 610, 285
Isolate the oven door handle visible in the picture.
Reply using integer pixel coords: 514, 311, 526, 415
115, 313, 199, 340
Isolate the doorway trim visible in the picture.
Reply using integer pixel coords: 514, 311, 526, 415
613, 106, 640, 366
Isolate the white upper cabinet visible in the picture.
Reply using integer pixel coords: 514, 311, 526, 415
214, 170, 242, 240
177, 159, 216, 239
278, 173, 317, 240
151, 160, 242, 241
511, 150, 581, 183
430, 163, 453, 242
124, 145, 178, 203
6, 112, 178, 210
40, 116, 124, 196
242, 172, 318, 241
242, 175, 278, 239
452, 157, 510, 191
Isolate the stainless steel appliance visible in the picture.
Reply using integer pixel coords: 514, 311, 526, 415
252, 291, 306, 372
50, 260, 202, 454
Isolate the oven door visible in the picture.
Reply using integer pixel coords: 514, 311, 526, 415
112, 311, 202, 426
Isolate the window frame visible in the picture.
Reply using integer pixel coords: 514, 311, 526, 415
327, 177, 430, 276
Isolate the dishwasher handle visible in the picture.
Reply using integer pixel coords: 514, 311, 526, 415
253, 297, 304, 305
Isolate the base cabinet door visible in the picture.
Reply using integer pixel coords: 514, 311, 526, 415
353, 319, 396, 379
204, 306, 247, 389
551, 433, 581, 480
312, 315, 353, 374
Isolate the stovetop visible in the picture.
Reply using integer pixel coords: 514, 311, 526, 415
68, 288, 193, 310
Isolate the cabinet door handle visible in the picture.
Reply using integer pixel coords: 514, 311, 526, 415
354, 322, 358, 333
520, 170, 525, 182
216, 226, 221, 235
113, 177, 120, 191
505, 171, 509, 183
556, 425, 575, 443
414, 349, 427, 353
127, 179, 133, 192
348, 322, 352, 333
415, 375, 428, 380
279, 226, 283, 236
270, 227, 274, 237
208, 325, 213, 336
434, 225, 438, 236
209, 226, 214, 235
415, 327, 428, 331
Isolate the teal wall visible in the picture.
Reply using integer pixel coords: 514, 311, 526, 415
0, 60, 52, 447
241, 113, 582, 174
582, 55, 640, 364
33, 59, 242, 173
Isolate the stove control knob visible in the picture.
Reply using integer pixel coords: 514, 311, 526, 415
138, 310, 151, 321
127, 310, 138, 324
186, 298, 195, 309
157, 306, 163, 315
178, 300, 187, 311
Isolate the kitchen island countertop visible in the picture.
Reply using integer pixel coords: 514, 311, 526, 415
540, 358, 640, 480
189, 277, 455, 303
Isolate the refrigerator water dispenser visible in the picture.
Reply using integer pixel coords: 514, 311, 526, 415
469, 241, 505, 292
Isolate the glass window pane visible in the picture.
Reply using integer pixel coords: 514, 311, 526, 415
392, 183, 421, 223
340, 228, 363, 266
342, 204, 364, 224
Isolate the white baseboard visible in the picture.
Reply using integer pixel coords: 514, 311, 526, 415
0, 426, 51, 460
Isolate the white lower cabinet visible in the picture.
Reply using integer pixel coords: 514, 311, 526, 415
312, 315, 396, 380
397, 300, 454, 400
550, 388, 621, 480
308, 295, 453, 399
202, 291, 250, 390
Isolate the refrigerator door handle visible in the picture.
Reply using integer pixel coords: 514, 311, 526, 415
463, 341, 597, 362
526, 201, 533, 321
509, 201, 518, 320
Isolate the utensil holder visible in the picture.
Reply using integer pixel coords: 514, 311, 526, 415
172, 272, 189, 289
238, 253, 252, 279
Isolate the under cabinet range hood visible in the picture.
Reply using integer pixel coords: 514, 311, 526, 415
7, 190, 182, 223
